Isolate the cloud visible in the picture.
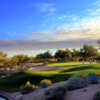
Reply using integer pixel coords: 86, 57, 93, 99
1, 0, 100, 54
58, 15, 79, 22
33, 3, 56, 14
47, 0, 100, 41
0, 38, 97, 52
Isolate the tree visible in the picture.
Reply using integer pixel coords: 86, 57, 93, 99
54, 49, 73, 61
36, 51, 52, 59
35, 51, 52, 63
65, 49, 72, 61
28, 56, 34, 63
43, 51, 52, 59
10, 54, 30, 66
54, 50, 66, 61
72, 49, 81, 61
80, 44, 98, 60
72, 49, 79, 57
0, 51, 7, 66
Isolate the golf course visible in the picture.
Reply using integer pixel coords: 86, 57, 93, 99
0, 62, 100, 92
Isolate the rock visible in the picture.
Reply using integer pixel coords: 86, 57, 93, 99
44, 85, 66, 100
66, 75, 87, 90
15, 94, 23, 100
88, 73, 98, 84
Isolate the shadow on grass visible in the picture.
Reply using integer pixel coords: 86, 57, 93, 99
51, 73, 73, 83
0, 71, 73, 92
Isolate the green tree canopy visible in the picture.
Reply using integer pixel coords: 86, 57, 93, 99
80, 44, 98, 60
65, 49, 72, 61
10, 54, 30, 65
36, 51, 52, 59
0, 51, 7, 66
55, 50, 67, 61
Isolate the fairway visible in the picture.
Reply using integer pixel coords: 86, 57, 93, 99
47, 62, 93, 67
0, 63, 100, 92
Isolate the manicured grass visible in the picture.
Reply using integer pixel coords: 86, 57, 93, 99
0, 63, 100, 92
47, 62, 94, 67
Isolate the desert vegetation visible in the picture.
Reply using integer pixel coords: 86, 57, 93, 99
0, 44, 100, 100
0, 44, 99, 71
0, 64, 100, 92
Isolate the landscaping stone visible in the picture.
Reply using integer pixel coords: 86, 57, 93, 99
88, 73, 98, 84
15, 94, 23, 100
45, 85, 66, 100
67, 75, 87, 90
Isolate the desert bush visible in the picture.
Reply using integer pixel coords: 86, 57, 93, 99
93, 91, 100, 100
40, 79, 52, 88
21, 81, 36, 94
88, 73, 98, 84
45, 84, 67, 100
66, 75, 87, 90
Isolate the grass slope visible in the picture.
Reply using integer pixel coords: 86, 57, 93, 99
0, 63, 100, 92
47, 62, 93, 67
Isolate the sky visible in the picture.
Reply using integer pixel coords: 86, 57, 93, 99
0, 0, 100, 56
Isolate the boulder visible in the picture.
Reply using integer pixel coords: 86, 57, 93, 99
44, 85, 66, 100
88, 73, 98, 84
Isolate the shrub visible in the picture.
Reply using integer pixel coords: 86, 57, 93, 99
25, 81, 32, 87
21, 81, 36, 94
40, 79, 52, 88
93, 91, 100, 100
66, 75, 87, 90
88, 73, 98, 84
45, 84, 66, 100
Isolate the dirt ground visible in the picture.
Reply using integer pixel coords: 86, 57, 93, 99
10, 82, 100, 100
65, 84, 100, 100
